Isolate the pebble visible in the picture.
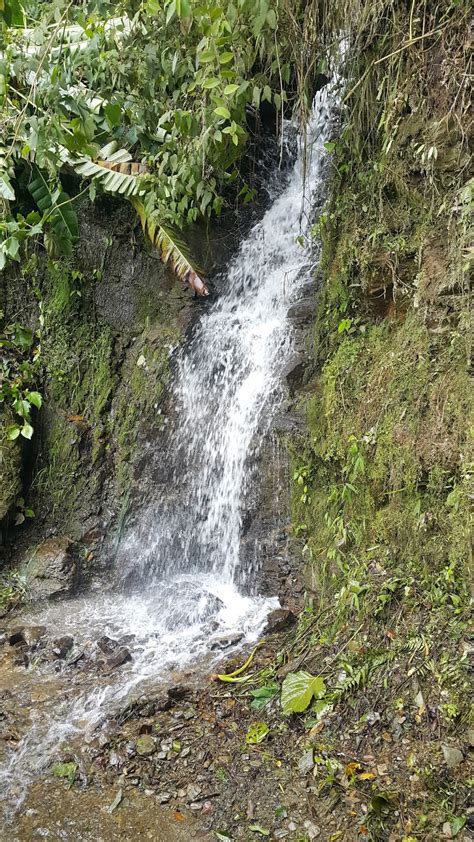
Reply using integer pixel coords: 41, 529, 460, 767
135, 735, 156, 756
442, 744, 464, 768
186, 784, 202, 801
304, 820, 321, 839
157, 792, 172, 803
298, 749, 314, 775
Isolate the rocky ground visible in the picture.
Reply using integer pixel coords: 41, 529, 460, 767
1, 600, 472, 842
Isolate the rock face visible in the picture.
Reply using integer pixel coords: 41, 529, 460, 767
22, 537, 81, 601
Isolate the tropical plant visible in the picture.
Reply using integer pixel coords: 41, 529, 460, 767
0, 0, 322, 290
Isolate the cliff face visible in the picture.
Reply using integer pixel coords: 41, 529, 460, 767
1, 198, 194, 567
289, 1, 472, 833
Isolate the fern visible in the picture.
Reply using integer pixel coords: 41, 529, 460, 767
130, 198, 207, 293
28, 165, 78, 256
70, 142, 144, 198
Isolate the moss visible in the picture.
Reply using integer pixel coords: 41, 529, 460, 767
30, 257, 181, 534
0, 407, 22, 523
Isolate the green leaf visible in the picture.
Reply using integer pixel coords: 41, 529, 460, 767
26, 391, 42, 409
199, 49, 215, 64
28, 167, 78, 254
20, 423, 34, 440
52, 762, 77, 785
214, 106, 231, 120
219, 52, 234, 64
245, 721, 269, 745
281, 672, 326, 715
0, 174, 15, 201
223, 84, 239, 95
7, 424, 21, 441
104, 102, 121, 128
166, 0, 176, 24
451, 817, 466, 837
249, 826, 270, 836
203, 77, 221, 89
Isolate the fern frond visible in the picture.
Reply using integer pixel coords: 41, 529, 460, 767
28, 165, 78, 256
130, 198, 208, 295
71, 157, 144, 198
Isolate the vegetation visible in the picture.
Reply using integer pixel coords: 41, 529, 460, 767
0, 0, 321, 277
284, 0, 472, 836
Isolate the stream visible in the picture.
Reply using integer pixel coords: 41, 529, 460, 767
0, 76, 340, 827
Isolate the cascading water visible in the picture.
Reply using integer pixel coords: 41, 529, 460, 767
0, 73, 340, 817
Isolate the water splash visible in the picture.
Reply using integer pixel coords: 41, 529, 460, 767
0, 74, 341, 814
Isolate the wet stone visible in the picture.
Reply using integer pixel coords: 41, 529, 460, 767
210, 633, 244, 650
265, 608, 295, 634
23, 626, 47, 647
8, 627, 26, 646
52, 635, 74, 659
105, 647, 132, 672
97, 635, 119, 656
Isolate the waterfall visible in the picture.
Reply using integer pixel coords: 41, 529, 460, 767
0, 73, 341, 815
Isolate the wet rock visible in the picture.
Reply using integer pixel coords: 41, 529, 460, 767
52, 635, 74, 658
23, 626, 47, 648
168, 684, 191, 702
265, 608, 295, 634
135, 735, 156, 756
97, 635, 119, 656
210, 633, 244, 650
8, 627, 26, 646
298, 749, 314, 775
442, 744, 464, 768
287, 298, 314, 326
0, 632, 6, 646
22, 537, 81, 601
283, 355, 307, 396
105, 647, 132, 672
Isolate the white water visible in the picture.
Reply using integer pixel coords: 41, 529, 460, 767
0, 76, 340, 813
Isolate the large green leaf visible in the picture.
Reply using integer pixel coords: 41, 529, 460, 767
281, 671, 326, 715
131, 198, 207, 293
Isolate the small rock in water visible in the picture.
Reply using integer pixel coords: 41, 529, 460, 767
298, 749, 314, 775
442, 744, 464, 768
52, 635, 74, 659
23, 626, 47, 648
8, 627, 26, 646
135, 735, 156, 756
210, 633, 244, 650
97, 635, 119, 656
265, 608, 295, 634
105, 647, 132, 672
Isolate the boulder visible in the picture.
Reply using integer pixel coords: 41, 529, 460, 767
264, 607, 295, 634
23, 537, 81, 601
287, 298, 314, 326
282, 355, 307, 396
